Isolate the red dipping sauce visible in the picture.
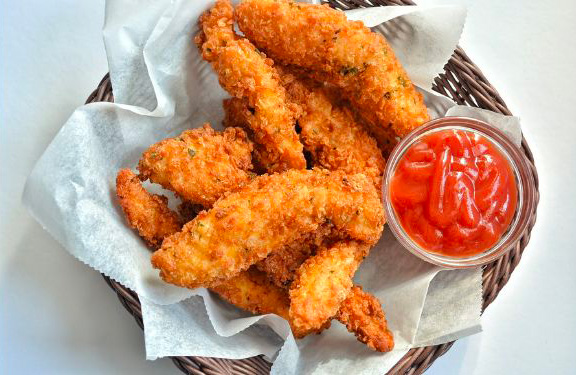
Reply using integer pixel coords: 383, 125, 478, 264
389, 129, 517, 257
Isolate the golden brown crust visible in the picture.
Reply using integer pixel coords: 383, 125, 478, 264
138, 124, 254, 208
235, 0, 429, 141
336, 286, 394, 352
116, 169, 181, 248
151, 169, 384, 289
211, 266, 291, 319
289, 241, 369, 336
197, 0, 305, 172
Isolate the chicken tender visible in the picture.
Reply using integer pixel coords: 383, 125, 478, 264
337, 286, 394, 352
116, 169, 181, 248
196, 0, 305, 172
151, 169, 384, 289
289, 240, 369, 336
138, 124, 254, 208
235, 0, 429, 142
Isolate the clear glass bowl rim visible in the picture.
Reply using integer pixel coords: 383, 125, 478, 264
382, 116, 536, 269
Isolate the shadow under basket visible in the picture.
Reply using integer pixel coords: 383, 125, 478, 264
87, 0, 540, 373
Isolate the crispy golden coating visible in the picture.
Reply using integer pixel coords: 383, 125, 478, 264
138, 124, 254, 208
235, 0, 429, 141
289, 241, 369, 336
151, 169, 384, 289
337, 286, 394, 352
116, 169, 181, 248
277, 66, 386, 189
196, 0, 305, 172
211, 266, 291, 319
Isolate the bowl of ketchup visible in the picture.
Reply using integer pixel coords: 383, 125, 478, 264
383, 117, 536, 268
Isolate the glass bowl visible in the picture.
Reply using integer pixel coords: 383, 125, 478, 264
382, 117, 536, 268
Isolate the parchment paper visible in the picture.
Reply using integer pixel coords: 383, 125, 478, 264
22, 0, 522, 374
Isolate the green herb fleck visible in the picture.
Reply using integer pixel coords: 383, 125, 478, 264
188, 148, 196, 158
398, 76, 407, 87
206, 47, 212, 53
340, 66, 359, 76
383, 92, 391, 100
178, 137, 184, 142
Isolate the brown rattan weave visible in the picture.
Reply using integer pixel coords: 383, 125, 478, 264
87, 1, 540, 373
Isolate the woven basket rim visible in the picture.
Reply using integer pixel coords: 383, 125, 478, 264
88, 1, 541, 374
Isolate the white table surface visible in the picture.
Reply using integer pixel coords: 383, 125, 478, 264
2, 0, 575, 374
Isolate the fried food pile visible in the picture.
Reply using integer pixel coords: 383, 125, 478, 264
115, 0, 430, 353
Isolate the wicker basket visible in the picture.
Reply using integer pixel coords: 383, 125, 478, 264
86, 0, 540, 373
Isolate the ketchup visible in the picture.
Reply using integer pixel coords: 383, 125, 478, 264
390, 129, 517, 257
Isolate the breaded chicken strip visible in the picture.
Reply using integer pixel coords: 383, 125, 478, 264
116, 171, 290, 318
151, 169, 384, 289
289, 240, 369, 336
337, 286, 394, 352
138, 124, 254, 208
116, 169, 181, 248
196, 0, 305, 172
235, 0, 429, 142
